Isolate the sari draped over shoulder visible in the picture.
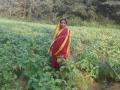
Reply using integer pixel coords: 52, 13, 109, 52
50, 26, 70, 59
49, 23, 71, 69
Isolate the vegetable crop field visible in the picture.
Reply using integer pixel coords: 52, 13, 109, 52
0, 18, 120, 90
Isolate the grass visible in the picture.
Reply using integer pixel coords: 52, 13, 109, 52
0, 18, 120, 90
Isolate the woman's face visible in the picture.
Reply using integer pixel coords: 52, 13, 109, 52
60, 20, 67, 29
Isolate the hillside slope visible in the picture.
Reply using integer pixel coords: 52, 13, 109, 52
0, 18, 120, 90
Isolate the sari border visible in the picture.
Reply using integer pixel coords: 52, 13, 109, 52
54, 29, 70, 55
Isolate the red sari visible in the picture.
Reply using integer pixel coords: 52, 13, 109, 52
49, 27, 70, 69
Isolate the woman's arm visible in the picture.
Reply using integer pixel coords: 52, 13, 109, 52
48, 23, 60, 54
67, 30, 71, 56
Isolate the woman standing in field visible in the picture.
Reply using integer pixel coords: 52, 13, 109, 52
49, 18, 71, 69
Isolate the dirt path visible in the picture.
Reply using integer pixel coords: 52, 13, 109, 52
91, 82, 120, 90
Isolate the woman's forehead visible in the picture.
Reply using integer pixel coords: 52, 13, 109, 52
60, 20, 66, 23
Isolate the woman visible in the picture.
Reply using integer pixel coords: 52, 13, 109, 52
48, 18, 71, 69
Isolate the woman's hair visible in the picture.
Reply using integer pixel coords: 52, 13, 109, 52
60, 18, 67, 24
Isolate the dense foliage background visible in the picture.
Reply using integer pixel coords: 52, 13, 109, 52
0, 0, 120, 24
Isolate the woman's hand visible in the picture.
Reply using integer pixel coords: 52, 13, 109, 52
48, 48, 51, 56
49, 49, 52, 56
